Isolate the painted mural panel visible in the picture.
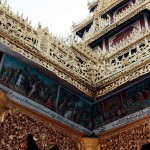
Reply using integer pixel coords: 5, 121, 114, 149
0, 55, 58, 108
57, 87, 92, 129
0, 54, 92, 129
93, 78, 150, 129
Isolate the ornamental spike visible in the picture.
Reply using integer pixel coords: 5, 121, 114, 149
29, 20, 32, 25
4, 0, 7, 6
25, 17, 28, 22
21, 13, 23, 19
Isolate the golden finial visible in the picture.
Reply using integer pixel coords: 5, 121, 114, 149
29, 20, 32, 25
17, 11, 19, 17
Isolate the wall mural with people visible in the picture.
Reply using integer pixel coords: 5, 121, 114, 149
0, 55, 58, 106
0, 54, 92, 129
57, 87, 92, 129
93, 78, 150, 129
0, 54, 150, 132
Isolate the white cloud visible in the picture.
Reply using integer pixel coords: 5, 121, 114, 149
6, 0, 89, 36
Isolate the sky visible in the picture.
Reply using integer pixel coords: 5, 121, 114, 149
6, 0, 91, 36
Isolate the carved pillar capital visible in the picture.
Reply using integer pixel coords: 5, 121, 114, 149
81, 137, 99, 150
0, 91, 7, 122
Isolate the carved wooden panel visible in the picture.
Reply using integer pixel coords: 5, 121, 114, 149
99, 117, 150, 150
0, 104, 80, 150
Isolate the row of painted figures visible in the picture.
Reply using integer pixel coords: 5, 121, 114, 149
57, 97, 92, 129
93, 87, 150, 128
1, 66, 150, 129
1, 67, 57, 109
0, 66, 93, 129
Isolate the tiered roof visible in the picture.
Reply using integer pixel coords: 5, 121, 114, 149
0, 0, 150, 100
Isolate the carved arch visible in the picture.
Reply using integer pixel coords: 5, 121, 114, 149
50, 145, 60, 150
26, 134, 39, 150
0, 105, 80, 150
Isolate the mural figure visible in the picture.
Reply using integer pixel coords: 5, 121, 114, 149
57, 87, 92, 129
0, 55, 58, 111
16, 71, 23, 86
10, 69, 20, 85
93, 79, 150, 129
0, 55, 93, 129
2, 55, 149, 130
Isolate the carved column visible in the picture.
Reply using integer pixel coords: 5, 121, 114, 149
81, 138, 99, 150
0, 91, 7, 148
0, 91, 7, 122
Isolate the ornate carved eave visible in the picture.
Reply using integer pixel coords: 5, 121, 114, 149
97, 0, 125, 17
72, 16, 93, 33
96, 36, 150, 97
71, 44, 98, 64
0, 1, 150, 101
84, 0, 150, 44
88, 0, 98, 11
72, 0, 124, 33
95, 34, 150, 84
0, 1, 95, 97
0, 36, 94, 98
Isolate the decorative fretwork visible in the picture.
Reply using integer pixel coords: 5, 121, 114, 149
0, 36, 95, 97
0, 0, 149, 100
1, 104, 80, 150
72, 0, 125, 33
95, 31, 150, 84
99, 116, 150, 150
83, 0, 149, 44
96, 36, 150, 97
0, 0, 96, 97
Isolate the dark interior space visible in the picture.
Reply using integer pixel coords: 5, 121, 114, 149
141, 143, 150, 150
26, 134, 39, 150
50, 145, 60, 150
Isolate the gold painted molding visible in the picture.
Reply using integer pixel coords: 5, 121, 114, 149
81, 137, 99, 150
0, 91, 7, 122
